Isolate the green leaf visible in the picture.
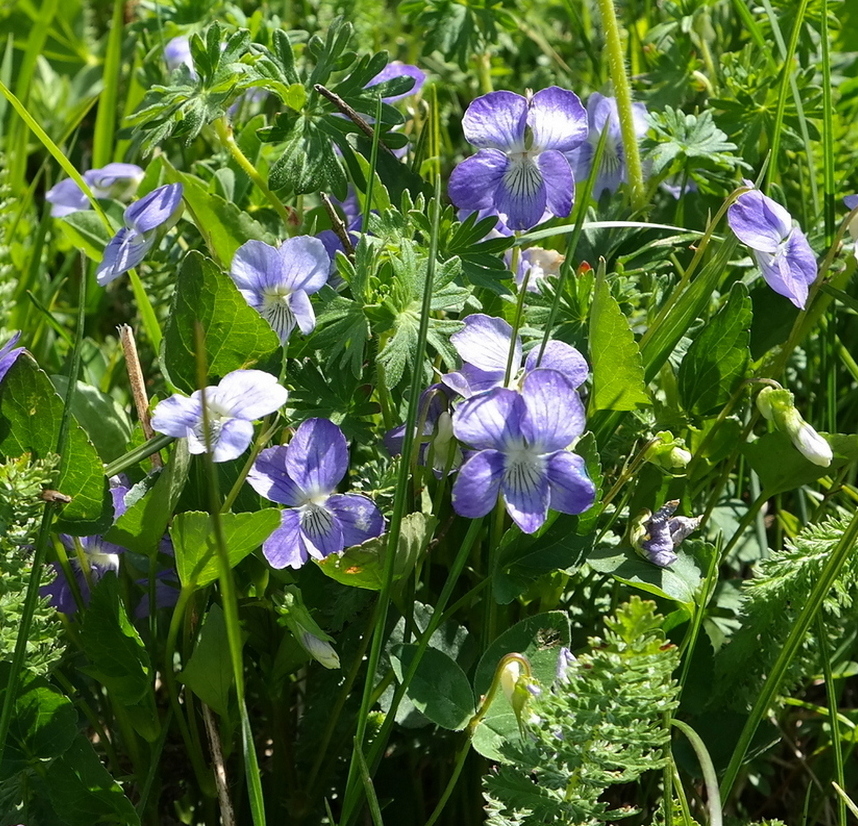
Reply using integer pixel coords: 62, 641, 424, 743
56, 210, 115, 260
50, 376, 132, 463
389, 644, 475, 730
0, 355, 111, 535
105, 440, 191, 556
588, 273, 651, 411
587, 542, 710, 606
317, 512, 436, 590
471, 612, 571, 761
678, 282, 751, 416
78, 575, 159, 742
180, 603, 234, 717
162, 250, 281, 393
171, 509, 281, 588
742, 431, 835, 496
44, 735, 140, 826
0, 662, 76, 780
163, 164, 272, 266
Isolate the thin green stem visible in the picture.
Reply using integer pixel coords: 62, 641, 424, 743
214, 117, 293, 232
817, 614, 846, 826
595, 0, 645, 209
672, 719, 722, 826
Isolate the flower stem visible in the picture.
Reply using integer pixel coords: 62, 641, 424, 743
213, 117, 294, 233
595, 0, 645, 210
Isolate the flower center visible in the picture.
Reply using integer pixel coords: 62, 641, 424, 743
261, 289, 297, 340
503, 152, 543, 199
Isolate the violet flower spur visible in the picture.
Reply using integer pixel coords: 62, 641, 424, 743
151, 369, 289, 463
230, 237, 331, 344
45, 163, 144, 217
246, 418, 385, 569
0, 332, 25, 383
565, 93, 648, 196
96, 183, 184, 286
442, 313, 588, 399
451, 368, 596, 534
727, 183, 817, 309
448, 87, 588, 231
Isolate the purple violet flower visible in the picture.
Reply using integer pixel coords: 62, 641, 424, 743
41, 480, 130, 613
229, 237, 330, 344
451, 368, 595, 534
46, 163, 145, 217
151, 369, 289, 463
727, 183, 817, 309
0, 332, 25, 383
442, 313, 588, 399
247, 418, 385, 569
633, 499, 701, 567
96, 183, 184, 286
164, 35, 195, 76
366, 61, 426, 102
448, 87, 588, 231
565, 93, 648, 196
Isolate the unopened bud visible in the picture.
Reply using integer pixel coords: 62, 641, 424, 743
645, 431, 692, 472
299, 631, 340, 670
757, 386, 831, 467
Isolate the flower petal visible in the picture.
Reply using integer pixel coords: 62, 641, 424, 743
276, 235, 331, 293
207, 369, 288, 421
448, 150, 508, 212
367, 61, 426, 102
545, 451, 596, 515
209, 418, 255, 462
451, 449, 504, 518
535, 150, 573, 220
300, 504, 344, 559
284, 418, 348, 495
754, 227, 817, 310
328, 493, 385, 546
230, 240, 283, 304
247, 445, 307, 505
287, 290, 316, 335
260, 294, 297, 343
151, 393, 202, 439
124, 183, 184, 234
0, 332, 24, 383
496, 156, 548, 230
45, 178, 89, 217
462, 91, 527, 151
727, 188, 792, 253
519, 368, 585, 452
453, 387, 524, 450
263, 508, 310, 569
502, 451, 550, 534
528, 87, 588, 153
524, 340, 589, 389
442, 363, 505, 398
96, 228, 154, 286
451, 314, 519, 375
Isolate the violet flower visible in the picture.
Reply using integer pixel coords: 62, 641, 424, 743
151, 369, 288, 463
442, 313, 588, 399
164, 35, 195, 75
451, 368, 595, 534
96, 183, 184, 286
247, 418, 385, 569
513, 247, 565, 293
229, 237, 330, 344
45, 163, 144, 217
565, 93, 648, 196
633, 499, 701, 567
0, 332, 25, 383
41, 480, 130, 613
448, 87, 588, 230
727, 183, 817, 309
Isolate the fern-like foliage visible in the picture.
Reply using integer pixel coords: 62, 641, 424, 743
483, 597, 680, 825
709, 517, 858, 712
0, 453, 62, 674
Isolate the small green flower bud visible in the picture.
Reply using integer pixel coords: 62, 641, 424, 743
644, 431, 692, 472
756, 387, 832, 467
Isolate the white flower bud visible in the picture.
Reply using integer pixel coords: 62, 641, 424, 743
300, 631, 340, 670
793, 422, 833, 467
